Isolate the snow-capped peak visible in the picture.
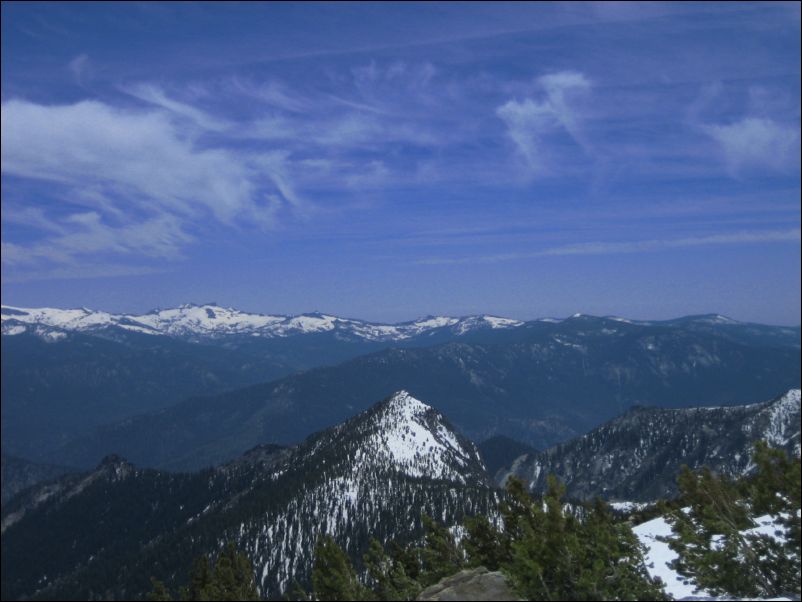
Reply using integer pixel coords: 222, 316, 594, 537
360, 391, 485, 482
299, 391, 486, 484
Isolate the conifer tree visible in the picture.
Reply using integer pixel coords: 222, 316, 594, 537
205, 542, 260, 601
463, 514, 505, 570
179, 554, 214, 601
668, 443, 801, 599
503, 476, 667, 601
388, 541, 420, 583
311, 536, 368, 601
147, 577, 173, 601
418, 513, 463, 586
363, 538, 420, 601
149, 543, 260, 601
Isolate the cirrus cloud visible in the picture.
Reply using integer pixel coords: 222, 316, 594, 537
496, 70, 591, 174
1, 98, 300, 270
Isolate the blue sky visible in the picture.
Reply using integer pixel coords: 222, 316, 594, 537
1, 1, 800, 324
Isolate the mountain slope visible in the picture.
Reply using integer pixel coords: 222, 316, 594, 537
477, 435, 538, 478
1, 392, 496, 600
53, 317, 800, 470
0, 455, 76, 505
0, 329, 293, 459
499, 389, 801, 502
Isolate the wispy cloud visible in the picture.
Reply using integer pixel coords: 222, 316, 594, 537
2, 212, 192, 267
67, 53, 91, 85
0, 98, 299, 269
123, 84, 232, 132
496, 71, 591, 174
416, 228, 802, 265
704, 117, 800, 174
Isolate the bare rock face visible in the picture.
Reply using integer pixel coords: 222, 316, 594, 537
417, 567, 522, 601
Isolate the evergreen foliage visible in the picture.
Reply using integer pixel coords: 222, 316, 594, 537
500, 476, 668, 601
362, 538, 420, 601
311, 536, 369, 601
309, 476, 667, 601
147, 543, 259, 601
667, 442, 801, 599
418, 513, 463, 586
462, 514, 507, 570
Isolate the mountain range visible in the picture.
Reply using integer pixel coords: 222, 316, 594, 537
3, 388, 799, 600
499, 388, 801, 502
42, 313, 800, 471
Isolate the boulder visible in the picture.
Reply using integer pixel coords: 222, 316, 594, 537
417, 566, 522, 601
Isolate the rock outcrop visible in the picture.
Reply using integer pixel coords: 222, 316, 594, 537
417, 567, 522, 601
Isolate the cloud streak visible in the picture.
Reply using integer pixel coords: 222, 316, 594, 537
416, 228, 802, 265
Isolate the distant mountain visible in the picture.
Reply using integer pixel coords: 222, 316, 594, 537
1, 392, 496, 600
477, 435, 538, 477
1, 329, 293, 459
0, 455, 76, 505
498, 389, 801, 502
1, 303, 523, 342
52, 315, 800, 470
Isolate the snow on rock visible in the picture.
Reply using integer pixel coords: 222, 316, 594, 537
634, 515, 708, 600
1, 305, 115, 331
634, 513, 794, 601
358, 391, 484, 483
2, 324, 26, 335
452, 315, 523, 334
133, 304, 285, 336
609, 501, 649, 513
0, 304, 525, 341
407, 316, 460, 332
760, 389, 801, 450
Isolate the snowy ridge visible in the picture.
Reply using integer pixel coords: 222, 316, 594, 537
3, 304, 792, 343
503, 389, 801, 502
1, 304, 522, 341
748, 388, 801, 456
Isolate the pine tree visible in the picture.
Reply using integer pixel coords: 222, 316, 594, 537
576, 498, 668, 600
311, 536, 368, 601
388, 541, 420, 583
205, 543, 260, 601
463, 514, 505, 570
503, 476, 667, 601
147, 577, 173, 601
363, 538, 420, 601
179, 554, 214, 601
158, 544, 260, 601
668, 443, 802, 599
418, 513, 463, 586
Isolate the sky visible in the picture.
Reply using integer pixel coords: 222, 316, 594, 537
1, 2, 800, 324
